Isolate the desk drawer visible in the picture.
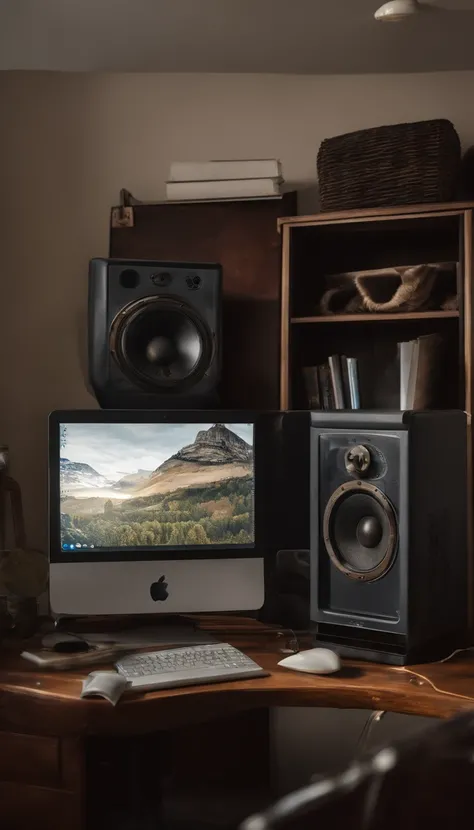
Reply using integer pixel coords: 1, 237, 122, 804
0, 782, 81, 830
0, 731, 60, 787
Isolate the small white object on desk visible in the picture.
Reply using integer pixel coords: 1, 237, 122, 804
81, 671, 130, 706
278, 648, 341, 675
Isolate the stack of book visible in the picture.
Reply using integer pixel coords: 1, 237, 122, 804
166, 159, 283, 202
303, 334, 442, 412
303, 357, 360, 411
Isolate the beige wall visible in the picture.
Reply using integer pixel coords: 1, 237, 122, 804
2, 69, 474, 551
0, 68, 468, 788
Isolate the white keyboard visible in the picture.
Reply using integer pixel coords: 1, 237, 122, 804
115, 643, 268, 691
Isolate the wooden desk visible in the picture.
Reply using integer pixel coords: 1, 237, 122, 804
2, 617, 474, 829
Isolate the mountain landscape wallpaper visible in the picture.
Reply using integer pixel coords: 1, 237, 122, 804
59, 422, 255, 549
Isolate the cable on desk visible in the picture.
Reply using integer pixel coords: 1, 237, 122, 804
393, 646, 474, 703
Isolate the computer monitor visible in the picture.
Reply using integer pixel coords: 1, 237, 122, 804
49, 410, 266, 617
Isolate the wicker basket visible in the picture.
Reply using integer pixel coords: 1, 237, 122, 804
317, 119, 461, 212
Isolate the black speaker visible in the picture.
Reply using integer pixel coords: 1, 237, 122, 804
88, 258, 222, 409
310, 410, 469, 665
258, 411, 312, 628
268, 550, 311, 630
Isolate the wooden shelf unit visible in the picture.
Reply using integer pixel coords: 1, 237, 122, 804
279, 202, 474, 416
279, 201, 474, 624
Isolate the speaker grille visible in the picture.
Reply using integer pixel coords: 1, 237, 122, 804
323, 481, 398, 582
110, 296, 213, 392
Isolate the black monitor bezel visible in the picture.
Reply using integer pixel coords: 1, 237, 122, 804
49, 409, 260, 563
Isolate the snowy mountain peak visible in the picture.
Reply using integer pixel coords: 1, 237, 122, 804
60, 457, 111, 490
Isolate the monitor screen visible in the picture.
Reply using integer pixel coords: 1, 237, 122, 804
58, 421, 255, 553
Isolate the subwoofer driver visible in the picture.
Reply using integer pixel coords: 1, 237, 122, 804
109, 295, 214, 392
323, 481, 398, 582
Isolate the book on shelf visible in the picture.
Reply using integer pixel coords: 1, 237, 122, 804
303, 356, 360, 411
169, 158, 282, 182
399, 333, 443, 410
346, 357, 360, 409
318, 363, 334, 411
340, 356, 351, 408
399, 341, 415, 410
328, 355, 345, 409
302, 367, 321, 410
303, 335, 441, 411
166, 178, 282, 202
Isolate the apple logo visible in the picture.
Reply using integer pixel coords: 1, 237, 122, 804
150, 575, 169, 602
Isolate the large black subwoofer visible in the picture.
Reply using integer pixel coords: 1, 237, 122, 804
323, 481, 398, 582
88, 258, 221, 409
310, 410, 469, 665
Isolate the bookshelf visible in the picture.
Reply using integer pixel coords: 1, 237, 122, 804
279, 200, 474, 625
279, 202, 474, 416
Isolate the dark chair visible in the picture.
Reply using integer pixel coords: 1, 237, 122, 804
241, 711, 474, 830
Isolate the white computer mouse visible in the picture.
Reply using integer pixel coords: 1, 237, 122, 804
278, 647, 341, 675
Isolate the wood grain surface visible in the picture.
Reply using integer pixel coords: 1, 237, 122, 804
277, 200, 474, 229
291, 311, 460, 324
1, 617, 474, 735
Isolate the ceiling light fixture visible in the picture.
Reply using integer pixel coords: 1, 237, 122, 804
374, 0, 421, 21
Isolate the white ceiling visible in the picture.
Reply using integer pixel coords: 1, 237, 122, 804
2, 0, 474, 74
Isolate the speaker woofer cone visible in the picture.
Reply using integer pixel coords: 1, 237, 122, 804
110, 296, 213, 392
323, 481, 398, 582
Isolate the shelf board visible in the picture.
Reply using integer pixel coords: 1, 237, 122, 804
291, 311, 460, 324
278, 201, 474, 231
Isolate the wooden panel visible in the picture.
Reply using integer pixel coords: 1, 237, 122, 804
463, 211, 473, 417
280, 224, 291, 409
0, 783, 81, 830
109, 194, 297, 409
463, 211, 474, 631
83, 713, 271, 830
278, 200, 474, 229
169, 707, 271, 789
60, 737, 84, 791
85, 733, 169, 828
280, 210, 466, 231
85, 709, 271, 829
0, 731, 60, 787
292, 311, 460, 324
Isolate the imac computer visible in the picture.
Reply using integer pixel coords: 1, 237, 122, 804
48, 410, 266, 617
